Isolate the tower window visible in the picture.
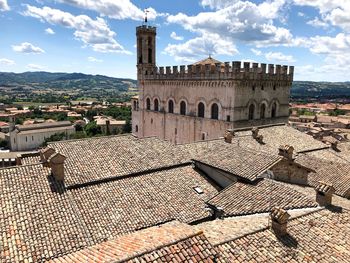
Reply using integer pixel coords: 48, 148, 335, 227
211, 103, 219, 120
271, 102, 277, 118
198, 102, 205, 118
146, 98, 151, 110
168, 100, 174, 113
249, 104, 255, 120
180, 101, 186, 115
226, 115, 231, 122
154, 98, 159, 111
252, 85, 256, 91
273, 85, 277, 91
135, 125, 138, 132
260, 104, 266, 119
261, 85, 264, 90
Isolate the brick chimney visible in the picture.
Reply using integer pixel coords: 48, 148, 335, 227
270, 207, 290, 236
48, 153, 67, 181
278, 145, 294, 161
252, 127, 259, 139
40, 148, 56, 167
331, 141, 338, 151
315, 181, 335, 207
224, 130, 234, 143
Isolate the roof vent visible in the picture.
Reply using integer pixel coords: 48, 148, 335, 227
315, 181, 335, 207
193, 186, 204, 194
270, 207, 290, 236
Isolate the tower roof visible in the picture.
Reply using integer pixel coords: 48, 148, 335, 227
191, 56, 223, 66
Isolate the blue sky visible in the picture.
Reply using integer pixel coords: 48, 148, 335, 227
1, 0, 350, 81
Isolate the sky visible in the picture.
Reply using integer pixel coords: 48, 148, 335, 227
0, 0, 350, 81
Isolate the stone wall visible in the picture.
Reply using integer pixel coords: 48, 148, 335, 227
271, 159, 309, 185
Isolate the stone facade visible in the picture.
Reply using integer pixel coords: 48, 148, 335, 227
132, 25, 294, 144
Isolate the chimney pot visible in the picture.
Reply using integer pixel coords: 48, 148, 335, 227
315, 181, 335, 206
40, 147, 56, 166
48, 153, 67, 181
278, 145, 294, 161
251, 127, 259, 139
224, 130, 234, 143
270, 207, 290, 236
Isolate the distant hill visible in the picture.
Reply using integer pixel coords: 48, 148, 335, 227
292, 81, 350, 99
0, 71, 137, 92
1, 72, 350, 99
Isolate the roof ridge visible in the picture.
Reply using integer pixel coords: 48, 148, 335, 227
47, 133, 131, 145
214, 207, 325, 247
0, 161, 44, 171
66, 162, 193, 190
118, 230, 205, 263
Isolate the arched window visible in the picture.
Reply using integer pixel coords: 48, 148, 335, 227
146, 98, 151, 110
135, 125, 138, 132
180, 101, 186, 115
249, 104, 255, 120
168, 100, 174, 113
154, 98, 159, 111
198, 102, 205, 118
211, 103, 219, 120
271, 102, 277, 118
260, 104, 266, 119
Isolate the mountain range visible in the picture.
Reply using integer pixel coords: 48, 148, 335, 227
1, 71, 350, 98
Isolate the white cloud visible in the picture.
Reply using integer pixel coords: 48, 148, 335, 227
57, 0, 157, 21
0, 58, 15, 65
45, 28, 55, 34
167, 1, 293, 47
251, 48, 262, 56
170, 32, 184, 41
27, 64, 44, 70
307, 17, 329, 29
297, 12, 305, 17
0, 0, 9, 11
12, 42, 45, 54
293, 1, 350, 31
164, 33, 238, 63
88, 56, 103, 62
265, 51, 296, 63
23, 5, 131, 54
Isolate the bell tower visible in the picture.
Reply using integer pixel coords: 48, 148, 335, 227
136, 24, 156, 79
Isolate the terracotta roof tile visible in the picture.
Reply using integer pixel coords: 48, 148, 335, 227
208, 180, 317, 217
217, 209, 350, 262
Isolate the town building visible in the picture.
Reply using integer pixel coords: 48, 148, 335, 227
95, 116, 126, 135
132, 25, 294, 144
6, 119, 75, 151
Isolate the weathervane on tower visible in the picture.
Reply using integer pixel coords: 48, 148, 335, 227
144, 9, 149, 24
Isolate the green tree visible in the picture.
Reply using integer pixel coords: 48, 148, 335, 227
84, 121, 102, 136
42, 132, 66, 146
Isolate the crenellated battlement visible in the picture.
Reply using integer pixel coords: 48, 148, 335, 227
136, 25, 156, 33
141, 61, 294, 81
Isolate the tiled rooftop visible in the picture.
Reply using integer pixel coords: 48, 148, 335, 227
233, 125, 328, 154
126, 232, 218, 263
50, 221, 197, 263
0, 164, 219, 262
177, 139, 282, 182
208, 180, 317, 217
296, 154, 350, 198
0, 164, 93, 263
49, 135, 190, 187
217, 208, 350, 262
